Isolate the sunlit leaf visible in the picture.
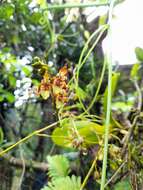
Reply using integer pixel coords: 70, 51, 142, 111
22, 66, 31, 76
52, 119, 106, 148
36, 0, 47, 8
5, 92, 15, 103
99, 14, 107, 26
84, 30, 90, 40
0, 4, 14, 20
130, 63, 140, 80
135, 47, 143, 62
8, 75, 16, 87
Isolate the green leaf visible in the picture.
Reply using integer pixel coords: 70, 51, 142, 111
47, 155, 70, 180
113, 179, 132, 190
30, 12, 42, 24
103, 72, 120, 114
135, 47, 143, 62
52, 119, 105, 148
37, 0, 47, 8
76, 87, 87, 101
0, 96, 4, 102
42, 175, 81, 190
84, 30, 90, 40
22, 66, 31, 76
0, 4, 14, 20
32, 79, 40, 86
112, 102, 133, 112
130, 63, 140, 80
5, 92, 15, 103
8, 75, 16, 87
99, 14, 107, 26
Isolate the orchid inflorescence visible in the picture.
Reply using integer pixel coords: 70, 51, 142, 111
34, 61, 69, 109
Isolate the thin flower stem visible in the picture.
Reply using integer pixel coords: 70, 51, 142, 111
80, 148, 100, 190
86, 56, 107, 112
0, 121, 59, 157
75, 25, 108, 113
100, 0, 116, 189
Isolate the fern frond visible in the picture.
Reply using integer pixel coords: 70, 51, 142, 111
42, 175, 81, 190
47, 155, 70, 180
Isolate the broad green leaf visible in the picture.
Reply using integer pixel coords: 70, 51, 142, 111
135, 47, 143, 62
113, 179, 132, 190
52, 119, 106, 148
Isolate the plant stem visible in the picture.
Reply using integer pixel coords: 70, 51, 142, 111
46, 2, 109, 10
80, 148, 100, 190
86, 56, 107, 112
100, 0, 115, 190
75, 25, 108, 113
0, 121, 59, 157
104, 160, 127, 187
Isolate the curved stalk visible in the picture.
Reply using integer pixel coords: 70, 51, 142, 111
75, 25, 108, 113
0, 121, 59, 157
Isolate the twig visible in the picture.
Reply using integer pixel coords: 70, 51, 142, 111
1, 154, 49, 172
121, 115, 140, 156
104, 160, 127, 187
80, 147, 100, 190
18, 147, 25, 189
